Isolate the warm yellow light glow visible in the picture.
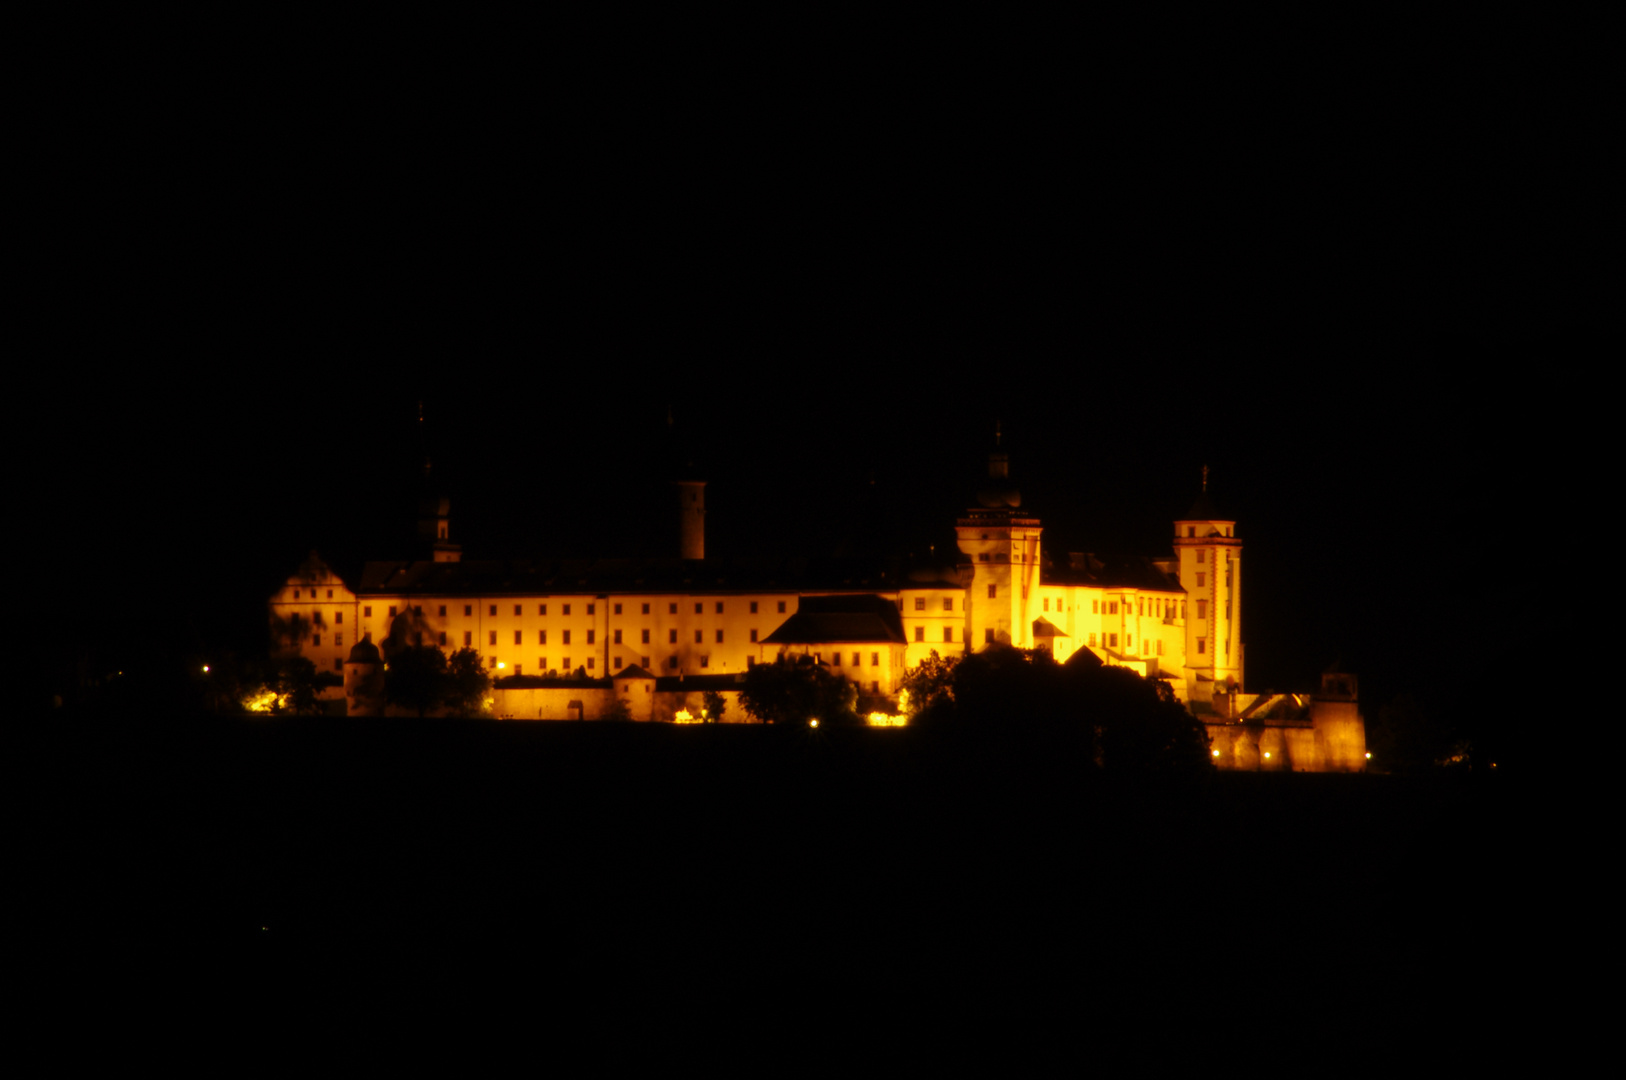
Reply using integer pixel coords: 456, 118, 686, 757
1212, 750, 1220, 757
497, 662, 506, 669
1365, 752, 1372, 759
809, 718, 819, 728
866, 711, 907, 727
243, 689, 288, 713
672, 709, 701, 724
1263, 751, 1271, 759
202, 665, 210, 673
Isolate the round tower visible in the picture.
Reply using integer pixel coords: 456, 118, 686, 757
345, 634, 385, 716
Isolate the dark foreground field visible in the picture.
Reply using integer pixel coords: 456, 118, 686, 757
25, 717, 1516, 1019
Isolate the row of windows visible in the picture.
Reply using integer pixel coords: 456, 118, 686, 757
911, 597, 955, 611
914, 627, 956, 642
291, 589, 338, 600
485, 628, 768, 646
361, 599, 793, 619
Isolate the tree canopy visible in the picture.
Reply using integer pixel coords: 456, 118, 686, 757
739, 655, 856, 725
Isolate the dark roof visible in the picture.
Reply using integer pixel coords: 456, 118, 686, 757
346, 637, 381, 663
1031, 617, 1068, 638
356, 555, 914, 597
1178, 491, 1228, 522
1042, 554, 1183, 593
612, 664, 656, 680
760, 594, 908, 645
493, 674, 610, 690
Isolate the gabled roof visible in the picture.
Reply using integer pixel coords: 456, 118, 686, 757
1031, 617, 1068, 638
612, 664, 656, 681
760, 594, 908, 645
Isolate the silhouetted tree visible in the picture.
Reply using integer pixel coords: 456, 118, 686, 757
445, 648, 491, 717
900, 649, 959, 721
739, 655, 856, 725
385, 646, 450, 717
701, 689, 727, 723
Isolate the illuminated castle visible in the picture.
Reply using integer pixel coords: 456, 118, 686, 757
270, 436, 1364, 769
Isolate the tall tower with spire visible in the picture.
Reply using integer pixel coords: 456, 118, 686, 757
956, 425, 1042, 649
415, 400, 461, 562
1173, 467, 1241, 700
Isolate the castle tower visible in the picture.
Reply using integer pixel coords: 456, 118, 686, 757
956, 428, 1042, 649
345, 634, 385, 716
415, 402, 461, 562
1173, 468, 1242, 701
675, 479, 706, 560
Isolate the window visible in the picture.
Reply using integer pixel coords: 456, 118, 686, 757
335, 633, 343, 647
489, 605, 497, 616
694, 630, 703, 644
563, 630, 571, 645
1137, 599, 1143, 616
587, 604, 595, 616
670, 603, 678, 614
669, 630, 677, 644
915, 626, 925, 642
979, 554, 989, 562
1196, 572, 1206, 588
833, 653, 841, 666
642, 656, 650, 668
700, 656, 709, 668
1157, 641, 1164, 655
943, 598, 953, 612
987, 585, 996, 599
668, 656, 679, 669
539, 604, 547, 616
1089, 633, 1096, 647
915, 597, 926, 611
563, 657, 571, 670
1109, 634, 1118, 647
1109, 602, 1118, 615
539, 630, 547, 645
871, 652, 879, 666
514, 605, 522, 616
438, 632, 446, 646
293, 590, 299, 599
1126, 635, 1132, 648
335, 612, 343, 624
1043, 599, 1049, 612
614, 603, 622, 615
695, 603, 703, 615
1195, 549, 1205, 562
587, 630, 595, 644
389, 606, 397, 618
642, 603, 650, 615
750, 601, 759, 614
489, 631, 497, 645
327, 590, 333, 599
1092, 600, 1098, 614
464, 631, 472, 646
587, 658, 595, 669
750, 629, 759, 642
465, 605, 473, 616
1187, 527, 1195, 537
335, 658, 344, 671
1197, 600, 1208, 620
613, 629, 623, 645
944, 628, 954, 643
514, 631, 523, 645
641, 629, 650, 644
563, 604, 571, 616
539, 657, 547, 670
613, 657, 620, 669
312, 634, 321, 646
985, 628, 994, 643
715, 602, 723, 614
1197, 638, 1207, 654
715, 630, 724, 643
778, 601, 786, 613
414, 606, 423, 617
438, 606, 446, 617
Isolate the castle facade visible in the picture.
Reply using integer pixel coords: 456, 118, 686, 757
272, 441, 1243, 713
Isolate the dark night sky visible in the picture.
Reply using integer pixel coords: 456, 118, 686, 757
33, 21, 1548, 714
